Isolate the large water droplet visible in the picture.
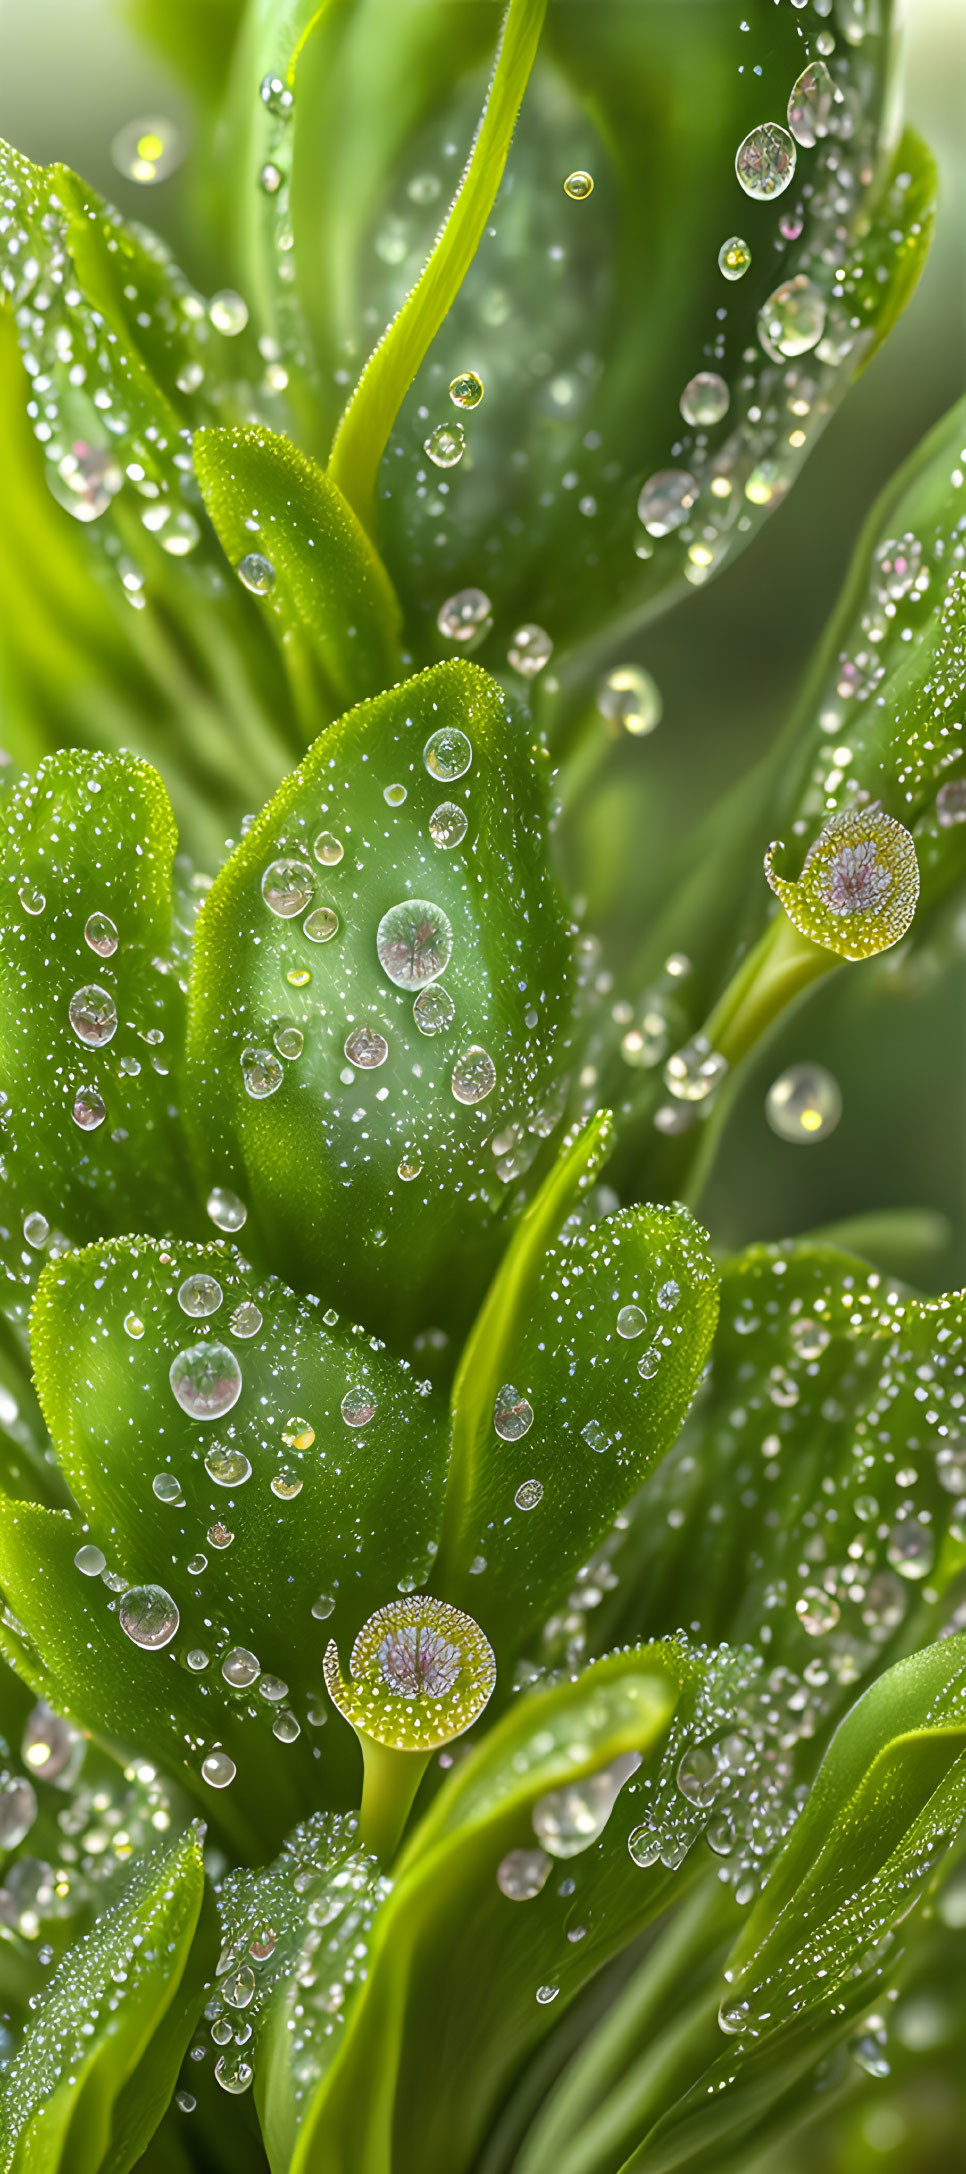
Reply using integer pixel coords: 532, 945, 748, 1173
637, 470, 698, 538
497, 1848, 552, 1899
563, 170, 594, 199
178, 1274, 223, 1319
204, 1444, 252, 1487
119, 1584, 180, 1649
202, 1750, 237, 1788
507, 625, 553, 677
222, 1647, 260, 1688
514, 1479, 544, 1511
493, 1385, 534, 1441
74, 1544, 106, 1577
341, 1386, 377, 1427
758, 275, 826, 361
787, 60, 837, 147
735, 123, 796, 199
429, 802, 468, 850
679, 372, 730, 428
313, 830, 344, 866
423, 726, 473, 780
230, 1301, 263, 1338
241, 1046, 284, 1099
344, 1025, 389, 1069
616, 1304, 648, 1339
436, 589, 492, 644
451, 1046, 497, 1104
261, 858, 314, 917
425, 422, 465, 469
170, 1344, 242, 1421
209, 290, 249, 336
765, 1064, 841, 1143
237, 552, 275, 595
376, 900, 453, 987
69, 985, 117, 1046
303, 905, 340, 943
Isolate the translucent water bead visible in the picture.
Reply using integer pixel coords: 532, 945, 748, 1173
449, 372, 484, 409
679, 373, 729, 428
436, 588, 492, 644
597, 664, 662, 737
111, 116, 181, 186
735, 123, 796, 199
637, 470, 698, 538
757, 276, 826, 362
718, 236, 751, 282
787, 61, 838, 148
765, 1064, 842, 1143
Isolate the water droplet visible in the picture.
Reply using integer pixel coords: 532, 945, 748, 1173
637, 470, 698, 538
787, 60, 837, 147
765, 1064, 841, 1143
202, 1751, 237, 1789
241, 1046, 284, 1099
341, 1386, 377, 1428
207, 1188, 247, 1233
0, 1777, 37, 1851
450, 372, 484, 409
534, 1754, 640, 1856
111, 115, 181, 185
887, 1518, 933, 1581
413, 984, 455, 1035
452, 1046, 497, 1104
230, 1302, 262, 1338
119, 1584, 179, 1649
397, 1156, 422, 1181
718, 235, 752, 281
124, 1312, 144, 1339
514, 1479, 544, 1511
68, 985, 117, 1047
170, 1344, 242, 1421
423, 726, 473, 780
718, 1998, 750, 2036
18, 882, 45, 916
938, 1441, 966, 1495
494, 1385, 534, 1441
563, 171, 594, 199
383, 784, 408, 810
209, 290, 249, 336
790, 1316, 830, 1360
152, 1473, 183, 1503
664, 1036, 728, 1102
207, 1523, 234, 1548
425, 422, 466, 469
84, 912, 118, 957
657, 1281, 680, 1311
735, 123, 796, 199
679, 372, 730, 428
507, 624, 553, 677
436, 589, 492, 644
271, 1468, 303, 1498
302, 905, 339, 946
22, 1703, 76, 1780
795, 1586, 840, 1635
536, 1984, 559, 2004
222, 1648, 260, 1688
581, 1419, 611, 1454
260, 858, 313, 917
72, 1087, 107, 1132
676, 1744, 721, 1806
259, 159, 284, 195
312, 830, 344, 866
178, 1274, 223, 1319
758, 275, 826, 361
204, 1444, 252, 1487
312, 1594, 336, 1620
75, 1543, 106, 1576
260, 71, 294, 118
377, 900, 453, 987
497, 1848, 552, 1899
637, 1347, 661, 1380
344, 1025, 388, 1070
597, 664, 662, 738
273, 1709, 300, 1741
428, 802, 468, 850
23, 1212, 48, 1249
617, 1305, 648, 1339
236, 553, 276, 599
937, 780, 966, 828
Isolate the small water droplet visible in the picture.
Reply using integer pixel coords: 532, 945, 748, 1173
795, 1586, 840, 1635
758, 275, 826, 361
312, 830, 344, 866
507, 624, 553, 677
514, 1479, 544, 1511
679, 372, 730, 428
765, 1064, 841, 1143
84, 912, 118, 957
637, 470, 698, 538
236, 552, 275, 596
787, 60, 837, 147
664, 1037, 728, 1102
413, 984, 455, 1035
303, 905, 340, 943
449, 372, 484, 409
259, 161, 284, 195
312, 1594, 336, 1620
207, 1523, 234, 1549
222, 1648, 260, 1688
718, 235, 752, 281
563, 171, 594, 199
657, 1281, 680, 1311
436, 589, 492, 644
497, 1848, 552, 1899
119, 1584, 179, 1649
111, 114, 181, 185
23, 1213, 49, 1249
124, 1312, 145, 1339
344, 1025, 388, 1069
494, 1385, 534, 1441
597, 665, 662, 738
241, 1046, 284, 1099
170, 1344, 242, 1421
377, 900, 453, 987
69, 985, 117, 1047
204, 1444, 252, 1487
207, 1188, 247, 1233
152, 1473, 183, 1504
209, 290, 249, 336
230, 1301, 262, 1337
425, 422, 466, 469
178, 1274, 223, 1319
260, 71, 294, 118
72, 1087, 107, 1132
423, 726, 473, 780
735, 123, 796, 199
341, 1387, 377, 1428
273, 1709, 300, 1742
617, 1304, 647, 1338
937, 780, 966, 828
271, 1467, 303, 1498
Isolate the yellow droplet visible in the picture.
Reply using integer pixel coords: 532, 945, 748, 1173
563, 170, 594, 200
286, 967, 311, 988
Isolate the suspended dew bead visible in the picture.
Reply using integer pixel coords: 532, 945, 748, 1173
765, 1063, 842, 1144
757, 275, 826, 361
424, 422, 466, 469
84, 911, 118, 957
69, 985, 117, 1047
597, 664, 662, 737
452, 1045, 497, 1104
718, 235, 752, 281
938, 1441, 966, 1495
493, 1384, 534, 1441
75, 1543, 107, 1577
376, 899, 453, 987
888, 1518, 934, 1580
507, 624, 553, 677
205, 1444, 252, 1486
764, 806, 920, 959
679, 372, 730, 428
222, 1648, 260, 1688
312, 829, 344, 865
413, 983, 455, 1035
23, 1212, 48, 1249
259, 160, 284, 195
72, 1087, 107, 1132
260, 857, 314, 916
209, 289, 249, 335
787, 59, 837, 147
423, 725, 473, 780
341, 1386, 377, 1427
119, 1584, 180, 1650
207, 1187, 247, 1232
563, 170, 594, 199
178, 1274, 223, 1318
170, 1343, 243, 1421
344, 1025, 389, 1069
237, 552, 275, 595
937, 779, 966, 827
230, 1301, 262, 1337
202, 1750, 237, 1789
324, 1594, 496, 1750
429, 802, 468, 850
111, 114, 181, 185
515, 1479, 544, 1511
450, 371, 484, 409
436, 588, 492, 643
260, 71, 294, 118
241, 1046, 284, 1099
497, 1848, 552, 1900
0, 1780, 38, 1851
735, 122, 796, 199
303, 905, 340, 943
637, 470, 698, 538
616, 1304, 648, 1339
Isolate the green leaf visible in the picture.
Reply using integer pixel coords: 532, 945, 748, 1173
123, 0, 246, 109
185, 659, 575, 1346
0, 1823, 208, 2174
17, 1232, 450, 1847
193, 424, 403, 716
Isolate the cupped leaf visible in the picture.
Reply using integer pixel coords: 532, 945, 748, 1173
20, 1233, 450, 1846
0, 1823, 209, 2174
185, 659, 575, 1346
193, 423, 403, 715
441, 1198, 718, 1662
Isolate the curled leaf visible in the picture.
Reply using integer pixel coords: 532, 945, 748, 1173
764, 804, 919, 960
324, 1595, 496, 1753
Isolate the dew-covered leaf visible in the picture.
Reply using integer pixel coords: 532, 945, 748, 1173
193, 424, 403, 715
0, 1823, 208, 2174
17, 1233, 450, 1847
185, 659, 575, 1346
442, 1201, 718, 1662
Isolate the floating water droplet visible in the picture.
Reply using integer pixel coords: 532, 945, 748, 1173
209, 290, 249, 336
204, 1444, 252, 1487
617, 1305, 647, 1339
679, 373, 730, 428
260, 71, 294, 118
795, 1586, 840, 1635
765, 1064, 841, 1143
637, 470, 698, 538
84, 912, 118, 957
664, 1036, 728, 1102
452, 1046, 497, 1104
597, 664, 662, 738
718, 235, 752, 281
68, 985, 117, 1047
341, 1386, 376, 1428
507, 624, 553, 677
514, 1479, 544, 1511
0, 1778, 37, 1851
735, 123, 796, 199
72, 1087, 107, 1132
787, 60, 837, 147
790, 1316, 830, 1360
563, 171, 594, 199
124, 1311, 145, 1339
241, 1046, 284, 1099
261, 859, 313, 917
237, 552, 275, 595
202, 1751, 237, 1789
494, 1385, 534, 1441
425, 423, 465, 469
111, 115, 181, 185
119, 1584, 180, 1649
887, 1518, 933, 1580
22, 1703, 76, 1780
178, 1274, 222, 1319
344, 1025, 389, 1069
758, 275, 826, 361
497, 1848, 552, 1899
170, 1344, 242, 1421
377, 900, 453, 988
937, 780, 966, 828
413, 984, 455, 1035
450, 372, 484, 409
23, 1212, 48, 1249
312, 830, 344, 866
436, 589, 492, 644
428, 802, 468, 850
222, 1648, 260, 1688
207, 1188, 247, 1232
74, 1543, 106, 1577
152, 1473, 183, 1504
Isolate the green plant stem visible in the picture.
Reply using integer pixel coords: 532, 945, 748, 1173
703, 911, 835, 1072
358, 1734, 431, 1863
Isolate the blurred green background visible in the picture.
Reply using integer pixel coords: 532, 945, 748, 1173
0, 0, 963, 1300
